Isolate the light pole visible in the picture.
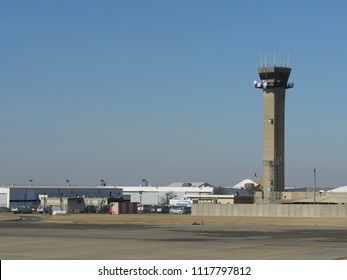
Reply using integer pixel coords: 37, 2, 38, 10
60, 193, 63, 211
313, 168, 317, 204
139, 191, 143, 214
100, 199, 106, 213
43, 193, 47, 214
28, 179, 33, 207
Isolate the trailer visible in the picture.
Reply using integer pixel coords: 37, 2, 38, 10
169, 199, 193, 207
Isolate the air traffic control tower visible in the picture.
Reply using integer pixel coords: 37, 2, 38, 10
254, 66, 294, 202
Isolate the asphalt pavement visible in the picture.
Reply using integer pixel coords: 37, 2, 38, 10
1, 216, 347, 259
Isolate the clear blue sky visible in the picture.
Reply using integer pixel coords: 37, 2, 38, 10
1, 0, 346, 188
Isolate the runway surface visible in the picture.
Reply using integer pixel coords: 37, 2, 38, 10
1, 215, 347, 259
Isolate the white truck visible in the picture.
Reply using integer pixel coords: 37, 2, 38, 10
50, 205, 67, 215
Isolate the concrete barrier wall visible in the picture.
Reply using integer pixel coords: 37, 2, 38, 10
192, 204, 347, 218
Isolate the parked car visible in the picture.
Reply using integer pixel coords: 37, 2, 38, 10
98, 205, 110, 214
160, 205, 171, 214
81, 205, 97, 213
137, 205, 153, 213
51, 210, 67, 215
183, 206, 192, 214
0, 207, 11, 213
18, 206, 32, 214
37, 206, 51, 214
169, 206, 185, 214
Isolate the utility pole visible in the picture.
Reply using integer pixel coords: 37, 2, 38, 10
313, 168, 317, 204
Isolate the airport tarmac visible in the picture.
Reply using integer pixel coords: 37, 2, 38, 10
1, 214, 347, 260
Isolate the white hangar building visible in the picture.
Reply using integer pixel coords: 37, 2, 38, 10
119, 182, 214, 206
0, 187, 10, 208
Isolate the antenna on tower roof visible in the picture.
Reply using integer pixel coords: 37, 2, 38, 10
260, 53, 263, 66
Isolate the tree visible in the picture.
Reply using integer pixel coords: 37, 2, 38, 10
245, 183, 263, 195
159, 191, 177, 205
213, 186, 224, 195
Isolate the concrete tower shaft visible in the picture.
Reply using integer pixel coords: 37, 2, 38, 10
255, 66, 293, 202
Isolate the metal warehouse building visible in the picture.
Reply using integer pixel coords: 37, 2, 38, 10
3, 185, 126, 210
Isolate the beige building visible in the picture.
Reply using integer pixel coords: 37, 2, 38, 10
186, 194, 254, 204
255, 190, 347, 205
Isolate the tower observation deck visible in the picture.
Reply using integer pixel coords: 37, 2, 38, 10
254, 66, 294, 203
